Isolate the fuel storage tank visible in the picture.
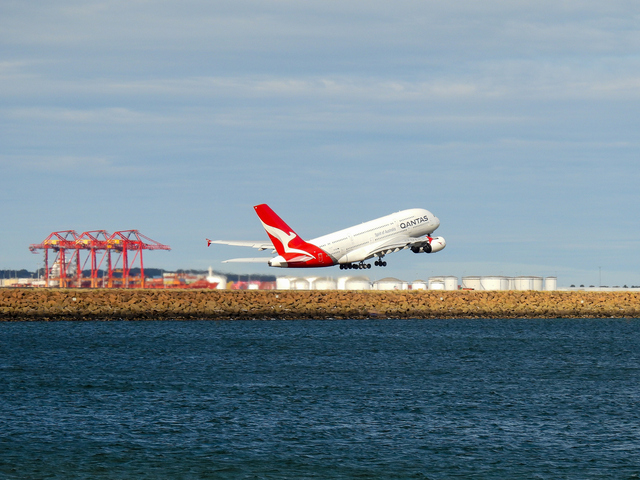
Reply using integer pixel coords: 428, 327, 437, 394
338, 276, 372, 290
544, 277, 557, 291
480, 276, 510, 291
428, 276, 458, 290
513, 276, 543, 291
461, 276, 482, 290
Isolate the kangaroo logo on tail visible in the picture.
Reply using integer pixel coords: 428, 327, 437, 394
254, 204, 315, 258
253, 204, 333, 267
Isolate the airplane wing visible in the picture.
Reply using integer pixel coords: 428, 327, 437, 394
365, 236, 441, 258
207, 239, 274, 252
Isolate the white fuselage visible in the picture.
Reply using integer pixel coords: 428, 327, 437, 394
309, 208, 440, 264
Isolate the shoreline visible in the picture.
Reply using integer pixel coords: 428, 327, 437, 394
1, 288, 640, 321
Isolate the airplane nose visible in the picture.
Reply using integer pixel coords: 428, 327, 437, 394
432, 216, 440, 229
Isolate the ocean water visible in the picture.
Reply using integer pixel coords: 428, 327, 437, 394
1, 319, 640, 479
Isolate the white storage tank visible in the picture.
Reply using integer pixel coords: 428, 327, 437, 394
374, 277, 403, 290
276, 276, 295, 290
513, 276, 532, 290
444, 276, 458, 291
342, 276, 371, 290
429, 276, 458, 291
513, 276, 544, 291
532, 276, 543, 291
312, 277, 338, 290
293, 278, 311, 290
461, 276, 482, 290
480, 276, 509, 291
412, 280, 428, 290
544, 277, 557, 291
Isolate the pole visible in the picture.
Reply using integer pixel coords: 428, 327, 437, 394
76, 248, 82, 287
123, 246, 128, 289
91, 248, 97, 288
107, 250, 113, 288
140, 245, 145, 289
59, 248, 66, 288
44, 249, 49, 287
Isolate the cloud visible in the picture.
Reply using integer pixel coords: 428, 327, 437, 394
3, 1, 639, 70
0, 154, 145, 176
6, 106, 168, 124
4, 72, 640, 114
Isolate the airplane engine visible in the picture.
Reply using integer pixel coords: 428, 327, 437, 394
429, 236, 446, 253
411, 236, 446, 254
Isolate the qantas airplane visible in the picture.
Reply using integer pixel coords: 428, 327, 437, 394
207, 204, 445, 269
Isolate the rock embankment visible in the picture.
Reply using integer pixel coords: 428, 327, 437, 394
1, 289, 639, 320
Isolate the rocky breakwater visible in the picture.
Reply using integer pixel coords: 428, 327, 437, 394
1, 289, 640, 321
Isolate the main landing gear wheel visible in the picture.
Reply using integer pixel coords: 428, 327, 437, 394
374, 260, 387, 267
340, 263, 372, 270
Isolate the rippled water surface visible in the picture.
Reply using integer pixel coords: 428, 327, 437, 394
2, 319, 640, 479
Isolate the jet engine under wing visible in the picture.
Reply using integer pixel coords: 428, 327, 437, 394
375, 236, 446, 256
207, 239, 274, 252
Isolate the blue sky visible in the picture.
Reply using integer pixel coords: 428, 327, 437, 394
2, 1, 639, 287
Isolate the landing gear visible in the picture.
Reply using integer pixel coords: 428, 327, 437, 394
340, 262, 372, 270
339, 256, 387, 269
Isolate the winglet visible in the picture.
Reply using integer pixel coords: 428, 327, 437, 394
206, 238, 212, 247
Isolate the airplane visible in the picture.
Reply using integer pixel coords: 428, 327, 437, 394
207, 204, 445, 269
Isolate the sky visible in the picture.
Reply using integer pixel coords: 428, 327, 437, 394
2, 0, 639, 287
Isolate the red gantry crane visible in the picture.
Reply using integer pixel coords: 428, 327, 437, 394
29, 230, 170, 288
29, 230, 80, 288
105, 230, 171, 288
76, 230, 111, 288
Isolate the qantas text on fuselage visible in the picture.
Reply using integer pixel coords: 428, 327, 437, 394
207, 204, 445, 269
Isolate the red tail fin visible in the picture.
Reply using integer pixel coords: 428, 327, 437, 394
253, 204, 308, 256
253, 204, 334, 267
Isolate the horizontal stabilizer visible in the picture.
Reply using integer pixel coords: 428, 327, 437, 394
222, 257, 272, 263
208, 240, 273, 251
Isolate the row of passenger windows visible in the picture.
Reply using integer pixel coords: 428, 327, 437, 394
323, 222, 396, 249
354, 223, 393, 238
322, 230, 395, 251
